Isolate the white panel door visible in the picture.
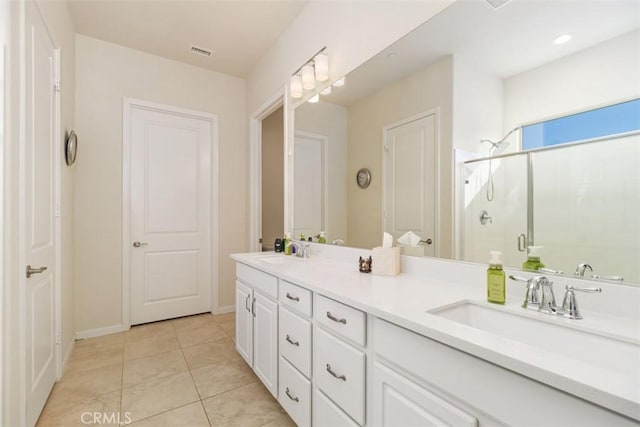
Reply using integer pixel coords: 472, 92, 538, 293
130, 106, 212, 324
22, 3, 58, 425
384, 114, 436, 256
373, 362, 478, 427
235, 281, 253, 365
253, 291, 278, 397
294, 133, 325, 239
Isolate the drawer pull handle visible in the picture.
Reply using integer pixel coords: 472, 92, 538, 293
326, 363, 347, 381
286, 293, 300, 302
285, 334, 300, 346
285, 387, 299, 402
326, 311, 347, 324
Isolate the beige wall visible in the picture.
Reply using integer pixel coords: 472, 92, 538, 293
294, 101, 348, 242
347, 57, 454, 254
3, 0, 75, 424
261, 106, 284, 249
74, 35, 245, 334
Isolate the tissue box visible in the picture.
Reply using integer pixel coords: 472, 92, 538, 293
372, 246, 401, 276
399, 245, 424, 257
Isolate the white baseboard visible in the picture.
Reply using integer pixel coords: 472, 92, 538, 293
214, 305, 235, 315
76, 324, 129, 340
61, 339, 75, 374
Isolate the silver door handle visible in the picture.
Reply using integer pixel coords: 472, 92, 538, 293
132, 241, 148, 248
26, 265, 47, 278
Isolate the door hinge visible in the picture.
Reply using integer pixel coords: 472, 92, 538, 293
54, 81, 61, 93
383, 145, 389, 153
56, 333, 61, 345
54, 204, 61, 218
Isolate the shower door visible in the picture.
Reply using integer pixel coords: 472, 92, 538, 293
462, 153, 528, 267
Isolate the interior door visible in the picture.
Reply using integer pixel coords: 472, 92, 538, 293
129, 105, 212, 325
293, 132, 325, 239
22, 3, 58, 425
383, 114, 437, 257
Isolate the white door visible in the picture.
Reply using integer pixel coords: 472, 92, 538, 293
383, 114, 437, 257
235, 281, 253, 365
253, 291, 278, 397
373, 362, 477, 427
294, 132, 325, 239
129, 104, 213, 325
22, 3, 58, 425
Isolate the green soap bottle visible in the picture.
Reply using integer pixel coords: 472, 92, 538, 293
522, 246, 545, 271
284, 232, 292, 255
318, 231, 327, 244
487, 251, 506, 304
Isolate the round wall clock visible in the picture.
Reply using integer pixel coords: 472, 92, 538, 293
65, 130, 78, 166
356, 168, 371, 189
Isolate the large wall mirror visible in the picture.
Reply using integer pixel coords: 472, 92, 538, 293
291, 0, 640, 285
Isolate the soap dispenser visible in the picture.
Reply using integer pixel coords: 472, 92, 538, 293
522, 246, 545, 271
487, 251, 505, 304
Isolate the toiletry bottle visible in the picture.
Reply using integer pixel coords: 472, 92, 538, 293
487, 251, 505, 304
522, 246, 545, 271
318, 231, 326, 244
284, 232, 292, 255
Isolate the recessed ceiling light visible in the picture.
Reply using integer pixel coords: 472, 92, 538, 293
553, 34, 572, 45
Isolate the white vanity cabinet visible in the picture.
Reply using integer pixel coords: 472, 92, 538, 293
235, 264, 279, 397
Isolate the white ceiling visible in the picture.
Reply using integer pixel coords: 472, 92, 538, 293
67, 0, 309, 78
324, 0, 640, 106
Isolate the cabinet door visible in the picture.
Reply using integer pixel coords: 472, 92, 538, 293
373, 362, 477, 427
254, 291, 279, 397
235, 281, 253, 365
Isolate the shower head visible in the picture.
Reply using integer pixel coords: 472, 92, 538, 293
480, 126, 521, 154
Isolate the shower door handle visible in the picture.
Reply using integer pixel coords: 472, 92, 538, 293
517, 234, 527, 252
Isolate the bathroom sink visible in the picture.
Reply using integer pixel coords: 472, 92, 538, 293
430, 300, 640, 377
257, 254, 300, 265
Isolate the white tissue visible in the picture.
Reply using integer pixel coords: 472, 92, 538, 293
382, 232, 393, 248
397, 231, 421, 246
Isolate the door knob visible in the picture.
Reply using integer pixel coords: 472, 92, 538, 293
420, 238, 433, 245
132, 241, 148, 248
26, 265, 47, 278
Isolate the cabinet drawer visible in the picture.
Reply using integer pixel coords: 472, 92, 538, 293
279, 280, 312, 317
279, 357, 311, 427
236, 263, 278, 299
315, 295, 366, 346
314, 388, 359, 427
314, 327, 365, 425
279, 307, 312, 378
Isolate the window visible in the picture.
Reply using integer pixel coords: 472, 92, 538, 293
522, 98, 640, 150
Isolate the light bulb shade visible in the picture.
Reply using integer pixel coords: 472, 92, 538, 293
301, 64, 315, 90
333, 76, 345, 87
290, 75, 303, 98
308, 94, 320, 103
320, 86, 332, 96
314, 53, 329, 82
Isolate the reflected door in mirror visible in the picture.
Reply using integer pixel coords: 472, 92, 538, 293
294, 132, 326, 238
383, 113, 437, 257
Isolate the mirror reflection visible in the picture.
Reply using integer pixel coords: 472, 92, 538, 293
292, 0, 640, 284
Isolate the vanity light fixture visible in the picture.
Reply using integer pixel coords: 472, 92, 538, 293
301, 64, 315, 90
289, 46, 328, 99
290, 75, 303, 98
333, 76, 345, 87
308, 94, 320, 103
553, 34, 572, 45
314, 52, 329, 81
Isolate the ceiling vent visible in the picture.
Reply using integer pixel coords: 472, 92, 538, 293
482, 0, 512, 10
190, 45, 212, 57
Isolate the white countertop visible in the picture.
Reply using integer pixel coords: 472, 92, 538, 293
231, 250, 640, 421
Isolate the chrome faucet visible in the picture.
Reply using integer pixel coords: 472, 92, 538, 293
537, 277, 557, 315
575, 263, 593, 277
560, 285, 602, 319
509, 275, 555, 313
290, 241, 310, 259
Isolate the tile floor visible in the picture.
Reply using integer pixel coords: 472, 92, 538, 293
37, 313, 295, 427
